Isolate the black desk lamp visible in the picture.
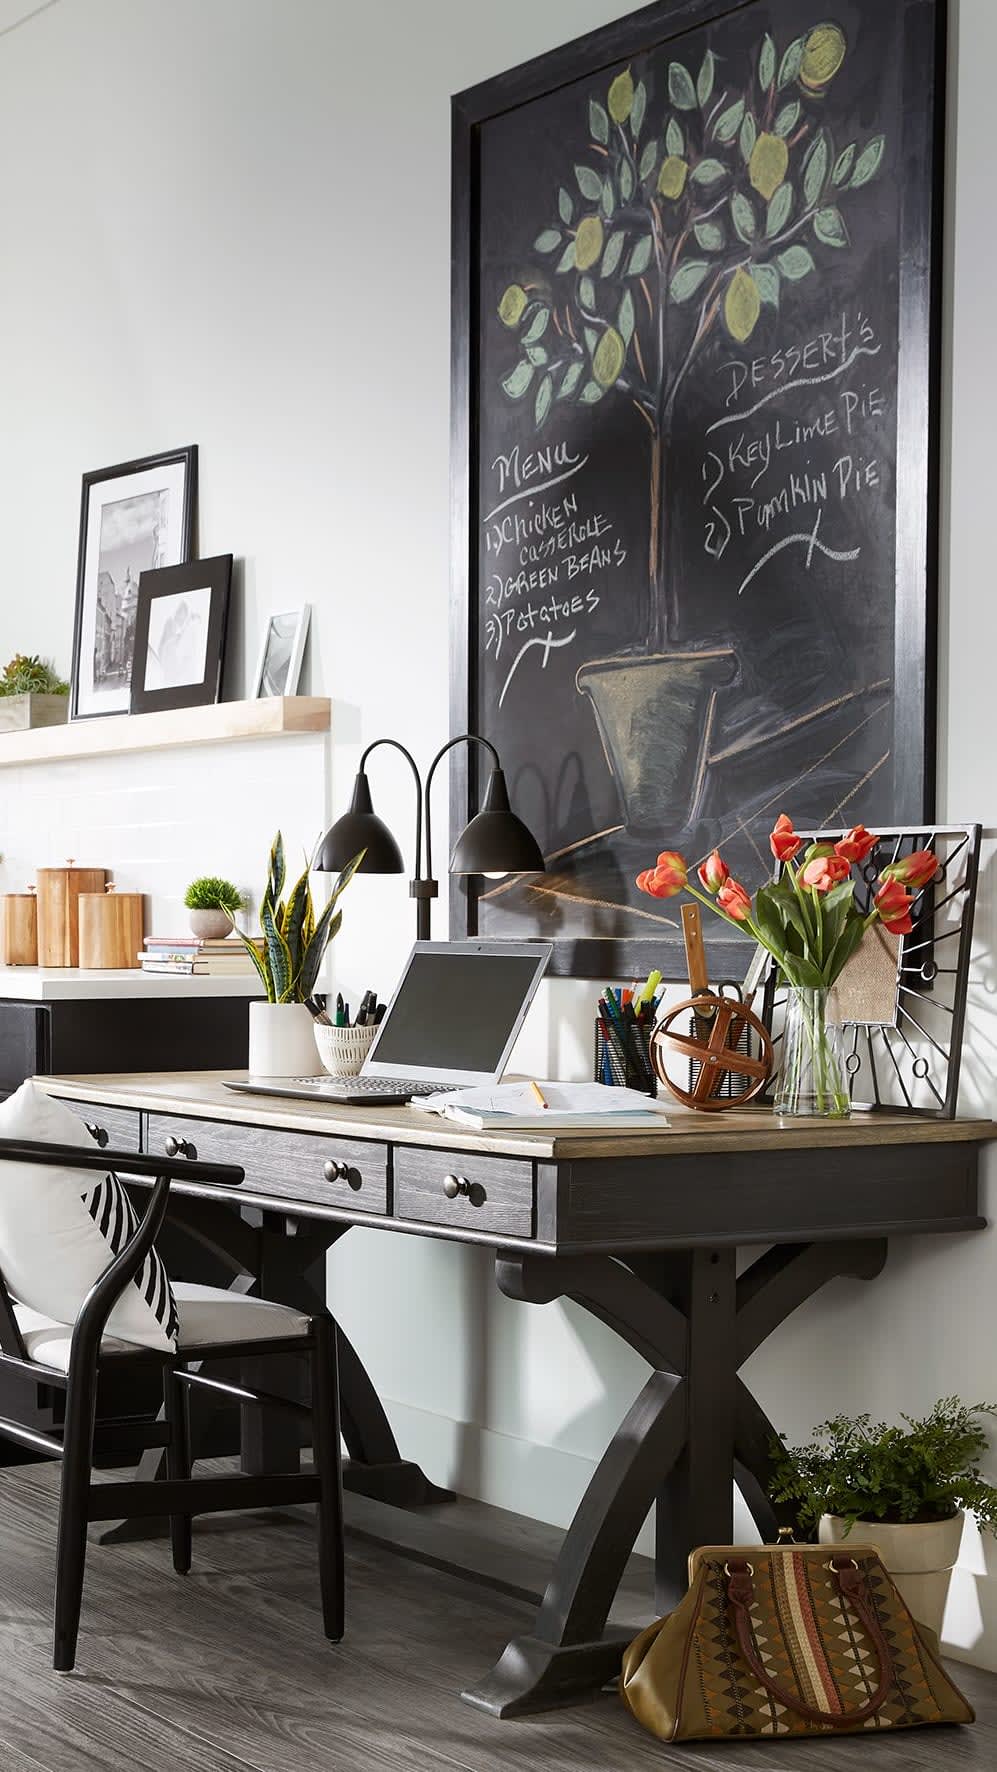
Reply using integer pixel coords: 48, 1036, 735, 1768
315, 733, 545, 939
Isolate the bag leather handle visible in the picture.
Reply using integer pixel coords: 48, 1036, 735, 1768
725, 1556, 896, 1729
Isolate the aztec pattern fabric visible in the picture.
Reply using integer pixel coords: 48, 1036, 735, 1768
621, 1544, 974, 1744
83, 1171, 179, 1344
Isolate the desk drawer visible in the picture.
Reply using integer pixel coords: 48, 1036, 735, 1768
62, 1098, 142, 1154
394, 1148, 534, 1239
144, 1112, 388, 1214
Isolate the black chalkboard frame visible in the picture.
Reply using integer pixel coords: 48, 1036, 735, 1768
451, 0, 945, 981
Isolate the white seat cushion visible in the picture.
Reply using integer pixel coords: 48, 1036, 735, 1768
13, 1282, 311, 1375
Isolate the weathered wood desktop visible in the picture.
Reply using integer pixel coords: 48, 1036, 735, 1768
31, 1073, 993, 1717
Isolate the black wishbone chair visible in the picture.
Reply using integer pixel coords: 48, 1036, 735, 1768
0, 1138, 344, 1671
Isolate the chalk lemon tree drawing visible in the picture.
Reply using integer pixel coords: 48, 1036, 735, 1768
496, 21, 887, 837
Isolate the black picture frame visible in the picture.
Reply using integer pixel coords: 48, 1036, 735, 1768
70, 444, 197, 721
450, 0, 945, 982
129, 554, 232, 716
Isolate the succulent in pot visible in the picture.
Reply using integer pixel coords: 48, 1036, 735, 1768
231, 833, 363, 1076
771, 1399, 997, 1637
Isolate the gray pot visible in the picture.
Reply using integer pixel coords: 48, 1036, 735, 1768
576, 649, 738, 834
188, 908, 234, 940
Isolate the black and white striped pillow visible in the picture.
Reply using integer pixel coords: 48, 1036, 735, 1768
82, 1172, 179, 1344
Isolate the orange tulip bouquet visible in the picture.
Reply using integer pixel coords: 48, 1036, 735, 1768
637, 815, 939, 1117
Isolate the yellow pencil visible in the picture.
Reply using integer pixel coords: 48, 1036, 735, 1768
528, 1079, 548, 1110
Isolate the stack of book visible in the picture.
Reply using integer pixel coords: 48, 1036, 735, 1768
140, 936, 263, 977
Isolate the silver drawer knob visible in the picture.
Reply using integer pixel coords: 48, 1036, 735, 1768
325, 1159, 363, 1190
443, 1173, 471, 1199
164, 1135, 196, 1159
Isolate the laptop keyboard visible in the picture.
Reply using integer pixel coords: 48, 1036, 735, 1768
289, 1076, 447, 1097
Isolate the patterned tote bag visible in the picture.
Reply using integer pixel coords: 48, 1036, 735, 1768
621, 1543, 974, 1743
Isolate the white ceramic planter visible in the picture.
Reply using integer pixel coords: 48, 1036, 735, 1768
248, 1001, 322, 1077
188, 908, 234, 940
820, 1511, 964, 1638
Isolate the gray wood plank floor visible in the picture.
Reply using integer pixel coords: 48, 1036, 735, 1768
0, 1460, 993, 1771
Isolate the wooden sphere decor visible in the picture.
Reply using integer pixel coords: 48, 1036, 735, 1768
77, 887, 144, 970
36, 863, 107, 967
650, 994, 774, 1112
2, 891, 38, 966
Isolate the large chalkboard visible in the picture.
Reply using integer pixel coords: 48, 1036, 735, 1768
451, 0, 943, 980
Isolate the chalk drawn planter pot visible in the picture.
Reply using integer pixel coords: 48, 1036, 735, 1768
819, 1511, 965, 1639
248, 1001, 323, 1078
576, 648, 738, 836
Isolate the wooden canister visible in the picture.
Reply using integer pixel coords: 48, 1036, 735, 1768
2, 890, 38, 965
77, 887, 144, 970
36, 863, 107, 967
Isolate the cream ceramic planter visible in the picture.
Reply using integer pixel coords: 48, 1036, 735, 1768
188, 907, 234, 940
820, 1511, 964, 1638
248, 1001, 322, 1077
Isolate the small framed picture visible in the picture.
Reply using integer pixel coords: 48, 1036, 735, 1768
70, 445, 197, 720
129, 555, 232, 715
252, 606, 310, 698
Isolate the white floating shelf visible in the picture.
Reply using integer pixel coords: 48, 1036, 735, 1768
0, 696, 330, 768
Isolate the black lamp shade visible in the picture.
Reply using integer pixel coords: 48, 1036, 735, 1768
315, 770, 404, 874
449, 768, 546, 877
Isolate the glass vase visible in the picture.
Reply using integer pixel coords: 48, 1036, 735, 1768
773, 987, 850, 1118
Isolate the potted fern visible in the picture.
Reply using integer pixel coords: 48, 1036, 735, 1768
231, 833, 363, 1076
772, 1399, 997, 1636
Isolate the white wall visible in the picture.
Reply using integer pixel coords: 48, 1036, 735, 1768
1, 0, 996, 1667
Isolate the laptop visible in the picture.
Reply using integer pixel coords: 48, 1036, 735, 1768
225, 939, 552, 1106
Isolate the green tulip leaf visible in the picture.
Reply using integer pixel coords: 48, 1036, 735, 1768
639, 139, 658, 181
832, 143, 856, 187
555, 241, 577, 273
524, 343, 548, 366
753, 261, 781, 308
803, 131, 829, 208
579, 379, 606, 403
631, 79, 647, 137
619, 156, 635, 202
666, 116, 684, 157
759, 33, 776, 89
617, 286, 635, 344
578, 274, 596, 311
533, 228, 561, 253
601, 177, 615, 218
558, 186, 574, 225
739, 110, 757, 164
534, 373, 553, 428
558, 359, 585, 400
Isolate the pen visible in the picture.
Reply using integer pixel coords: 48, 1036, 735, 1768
335, 992, 345, 1027
528, 1080, 548, 1110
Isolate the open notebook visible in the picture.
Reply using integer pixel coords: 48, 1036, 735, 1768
411, 1080, 670, 1131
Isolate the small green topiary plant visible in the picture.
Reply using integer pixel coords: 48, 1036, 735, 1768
0, 653, 69, 696
183, 876, 246, 915
771, 1397, 997, 1535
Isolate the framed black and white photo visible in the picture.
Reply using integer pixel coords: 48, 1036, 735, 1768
129, 554, 231, 716
252, 605, 310, 698
70, 445, 197, 720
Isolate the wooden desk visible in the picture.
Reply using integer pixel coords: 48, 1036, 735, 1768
36, 1071, 993, 1717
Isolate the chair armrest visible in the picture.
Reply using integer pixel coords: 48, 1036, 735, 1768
0, 1137, 244, 1188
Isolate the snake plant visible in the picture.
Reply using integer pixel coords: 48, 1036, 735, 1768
231, 832, 363, 1004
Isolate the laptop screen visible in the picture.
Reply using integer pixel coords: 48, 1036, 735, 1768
364, 946, 548, 1078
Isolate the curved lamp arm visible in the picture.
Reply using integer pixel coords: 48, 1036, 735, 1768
359, 736, 425, 880
423, 733, 500, 881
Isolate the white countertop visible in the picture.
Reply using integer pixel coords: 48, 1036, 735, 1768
0, 968, 265, 1002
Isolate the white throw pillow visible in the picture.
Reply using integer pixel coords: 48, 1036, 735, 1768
0, 1082, 177, 1352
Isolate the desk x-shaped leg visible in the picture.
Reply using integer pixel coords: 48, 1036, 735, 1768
463, 1236, 886, 1717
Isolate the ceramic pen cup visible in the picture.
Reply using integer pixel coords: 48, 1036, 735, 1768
314, 1021, 379, 1077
